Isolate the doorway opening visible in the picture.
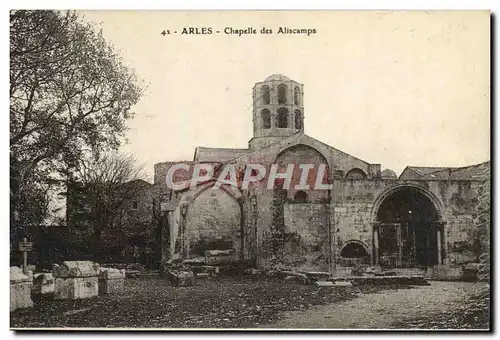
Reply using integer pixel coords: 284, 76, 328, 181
340, 241, 370, 267
375, 187, 442, 268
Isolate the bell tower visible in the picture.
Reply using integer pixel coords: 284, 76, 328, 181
249, 74, 304, 150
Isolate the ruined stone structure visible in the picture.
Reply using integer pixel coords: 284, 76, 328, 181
10, 266, 34, 311
155, 74, 489, 273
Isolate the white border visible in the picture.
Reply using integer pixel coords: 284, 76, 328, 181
3, 0, 498, 10
3, 1, 497, 339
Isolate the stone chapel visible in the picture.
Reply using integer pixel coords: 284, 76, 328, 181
154, 74, 489, 273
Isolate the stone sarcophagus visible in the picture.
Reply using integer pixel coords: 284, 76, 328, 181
32, 273, 55, 297
166, 269, 194, 287
52, 261, 99, 300
10, 266, 34, 312
98, 268, 126, 294
204, 249, 239, 265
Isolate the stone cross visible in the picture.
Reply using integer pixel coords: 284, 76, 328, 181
18, 237, 33, 274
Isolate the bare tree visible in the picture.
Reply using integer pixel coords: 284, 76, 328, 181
68, 152, 148, 259
10, 10, 144, 231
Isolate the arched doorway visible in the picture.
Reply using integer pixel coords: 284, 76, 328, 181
293, 190, 308, 203
340, 241, 370, 267
269, 144, 331, 271
372, 186, 444, 268
180, 185, 242, 259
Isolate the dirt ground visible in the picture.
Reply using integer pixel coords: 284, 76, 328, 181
10, 276, 488, 330
266, 281, 489, 330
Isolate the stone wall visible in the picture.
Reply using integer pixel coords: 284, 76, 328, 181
253, 189, 276, 268
333, 202, 373, 258
252, 178, 484, 268
184, 187, 241, 257
282, 203, 329, 271
273, 144, 329, 202
153, 143, 485, 270
331, 179, 483, 265
154, 161, 193, 190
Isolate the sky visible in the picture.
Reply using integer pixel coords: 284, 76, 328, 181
79, 10, 490, 177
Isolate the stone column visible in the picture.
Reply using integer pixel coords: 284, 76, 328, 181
412, 227, 416, 259
238, 197, 245, 262
166, 212, 173, 260
373, 224, 379, 265
159, 212, 170, 276
180, 204, 188, 258
396, 224, 402, 267
441, 222, 448, 265
436, 225, 442, 265
251, 195, 259, 267
327, 203, 335, 277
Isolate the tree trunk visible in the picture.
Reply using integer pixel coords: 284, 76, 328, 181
93, 226, 102, 262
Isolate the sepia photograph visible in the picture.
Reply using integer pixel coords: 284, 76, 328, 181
9, 9, 491, 330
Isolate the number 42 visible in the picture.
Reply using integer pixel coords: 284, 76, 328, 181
161, 30, 171, 36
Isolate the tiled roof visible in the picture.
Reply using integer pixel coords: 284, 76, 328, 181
400, 161, 490, 180
407, 167, 448, 176
194, 147, 250, 163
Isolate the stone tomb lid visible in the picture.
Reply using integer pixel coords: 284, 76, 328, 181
52, 261, 99, 278
98, 267, 126, 280
10, 266, 32, 283
33, 272, 54, 284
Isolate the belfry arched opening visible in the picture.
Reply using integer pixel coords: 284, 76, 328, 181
373, 187, 444, 268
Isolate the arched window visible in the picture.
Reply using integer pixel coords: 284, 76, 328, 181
261, 85, 270, 105
294, 86, 300, 105
277, 84, 287, 104
294, 110, 302, 130
261, 109, 271, 129
294, 190, 308, 203
345, 168, 367, 180
276, 108, 289, 128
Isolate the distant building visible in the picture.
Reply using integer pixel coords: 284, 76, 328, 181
67, 178, 157, 265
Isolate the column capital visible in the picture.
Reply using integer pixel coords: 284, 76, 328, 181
432, 221, 447, 228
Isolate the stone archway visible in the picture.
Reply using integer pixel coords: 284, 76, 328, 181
340, 240, 370, 267
172, 183, 243, 260
371, 185, 445, 268
269, 144, 331, 271
272, 143, 331, 201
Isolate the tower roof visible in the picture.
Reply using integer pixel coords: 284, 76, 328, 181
264, 74, 291, 82
381, 169, 397, 179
